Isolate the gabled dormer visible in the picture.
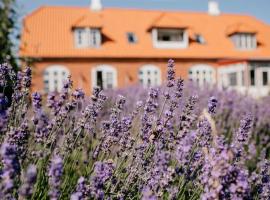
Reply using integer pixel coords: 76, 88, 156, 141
72, 9, 103, 48
226, 23, 258, 50
149, 13, 189, 49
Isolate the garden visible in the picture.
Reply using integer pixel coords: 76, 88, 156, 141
0, 59, 270, 199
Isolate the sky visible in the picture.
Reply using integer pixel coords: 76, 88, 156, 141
19, 0, 270, 24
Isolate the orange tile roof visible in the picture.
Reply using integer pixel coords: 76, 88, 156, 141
149, 13, 189, 29
226, 23, 257, 36
20, 6, 270, 60
72, 12, 103, 28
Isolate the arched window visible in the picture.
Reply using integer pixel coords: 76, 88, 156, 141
91, 65, 117, 89
188, 65, 215, 86
43, 65, 70, 92
139, 65, 161, 87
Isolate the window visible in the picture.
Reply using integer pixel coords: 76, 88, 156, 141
139, 65, 161, 87
250, 69, 255, 86
152, 28, 188, 49
231, 33, 257, 50
92, 65, 117, 89
127, 32, 137, 44
43, 66, 70, 92
195, 34, 206, 44
89, 28, 101, 47
228, 72, 237, 86
188, 65, 215, 86
262, 71, 268, 86
157, 29, 184, 42
74, 28, 101, 48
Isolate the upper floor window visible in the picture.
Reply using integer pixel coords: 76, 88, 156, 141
230, 33, 257, 50
188, 65, 215, 86
43, 66, 70, 93
139, 65, 161, 87
74, 28, 101, 48
127, 32, 138, 44
91, 65, 117, 90
152, 28, 188, 49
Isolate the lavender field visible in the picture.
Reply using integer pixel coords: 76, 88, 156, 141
0, 60, 270, 200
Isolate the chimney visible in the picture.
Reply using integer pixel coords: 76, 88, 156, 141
208, 0, 220, 16
90, 0, 102, 11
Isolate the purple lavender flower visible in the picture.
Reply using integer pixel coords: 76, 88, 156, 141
22, 67, 32, 88
32, 92, 42, 111
201, 147, 251, 200
48, 155, 63, 200
175, 78, 184, 98
197, 118, 212, 148
0, 94, 9, 133
19, 164, 37, 198
208, 96, 218, 114
89, 160, 115, 199
141, 186, 157, 200
70, 177, 89, 200
178, 95, 198, 139
0, 141, 20, 199
7, 123, 30, 159
257, 159, 270, 199
141, 88, 159, 141
167, 59, 175, 88
144, 142, 174, 197
72, 88, 85, 100
232, 114, 253, 159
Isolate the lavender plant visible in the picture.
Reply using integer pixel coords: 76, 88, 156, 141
0, 61, 269, 200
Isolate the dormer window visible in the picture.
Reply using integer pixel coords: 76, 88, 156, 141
74, 28, 101, 48
230, 33, 257, 50
195, 34, 206, 44
152, 28, 188, 49
127, 32, 137, 44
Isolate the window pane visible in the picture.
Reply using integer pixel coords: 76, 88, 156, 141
90, 29, 101, 47
157, 29, 184, 42
228, 72, 237, 86
232, 33, 256, 50
250, 69, 255, 86
97, 70, 103, 89
106, 72, 113, 89
263, 71, 268, 86
127, 32, 137, 43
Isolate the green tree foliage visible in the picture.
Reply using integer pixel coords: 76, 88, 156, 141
0, 0, 18, 103
0, 0, 18, 68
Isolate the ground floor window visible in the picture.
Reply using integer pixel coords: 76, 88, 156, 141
43, 65, 70, 92
228, 72, 237, 86
91, 65, 117, 89
138, 65, 161, 87
188, 65, 215, 86
262, 71, 268, 86
250, 69, 255, 86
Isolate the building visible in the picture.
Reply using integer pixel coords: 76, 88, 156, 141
20, 0, 270, 97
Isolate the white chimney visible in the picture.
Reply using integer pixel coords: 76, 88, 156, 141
208, 0, 220, 16
90, 0, 102, 11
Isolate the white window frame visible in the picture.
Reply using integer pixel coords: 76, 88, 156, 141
217, 64, 246, 88
91, 65, 117, 89
139, 65, 161, 87
43, 65, 70, 93
152, 28, 188, 49
188, 65, 215, 86
231, 33, 257, 50
74, 28, 101, 48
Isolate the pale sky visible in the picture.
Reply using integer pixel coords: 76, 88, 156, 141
20, 0, 270, 24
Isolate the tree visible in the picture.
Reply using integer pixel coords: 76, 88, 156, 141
0, 0, 18, 68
